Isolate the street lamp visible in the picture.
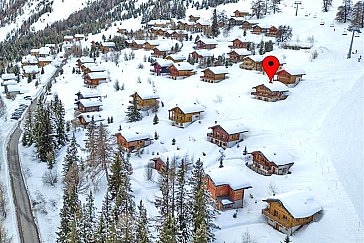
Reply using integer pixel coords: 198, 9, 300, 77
347, 26, 361, 59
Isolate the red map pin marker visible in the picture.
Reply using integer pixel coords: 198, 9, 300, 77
262, 56, 280, 82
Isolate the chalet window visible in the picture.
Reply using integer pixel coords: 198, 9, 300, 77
283, 215, 288, 221
273, 210, 278, 217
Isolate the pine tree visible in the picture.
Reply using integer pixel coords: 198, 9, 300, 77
52, 95, 67, 148
108, 150, 124, 200
22, 109, 33, 146
41, 67, 44, 74
351, 1, 364, 28
211, 9, 220, 38
336, 0, 353, 23
85, 118, 99, 176
276, 25, 293, 42
155, 158, 171, 221
80, 191, 96, 242
33, 101, 53, 162
126, 96, 142, 122
135, 200, 151, 243
175, 160, 190, 243
154, 131, 159, 140
190, 159, 217, 243
95, 123, 114, 183
158, 213, 177, 243
259, 41, 265, 55
153, 114, 159, 125
251, 0, 266, 19
322, 0, 333, 12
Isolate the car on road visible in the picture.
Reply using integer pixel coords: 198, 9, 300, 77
23, 96, 32, 101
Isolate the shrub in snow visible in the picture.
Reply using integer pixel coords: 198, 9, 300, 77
144, 164, 154, 181
42, 169, 58, 187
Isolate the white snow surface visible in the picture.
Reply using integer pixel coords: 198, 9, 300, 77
207, 166, 252, 190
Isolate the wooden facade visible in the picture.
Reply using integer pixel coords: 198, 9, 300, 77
251, 83, 289, 102
200, 67, 228, 83
240, 56, 263, 71
168, 63, 195, 80
229, 38, 250, 49
75, 100, 102, 113
228, 49, 251, 63
195, 40, 217, 49
262, 192, 322, 235
189, 15, 201, 22
151, 46, 170, 58
130, 92, 159, 110
168, 106, 204, 128
248, 151, 294, 176
233, 10, 250, 17
84, 72, 108, 86
266, 26, 278, 37
207, 124, 247, 148
115, 131, 151, 152
144, 41, 159, 50
150, 60, 173, 76
276, 69, 305, 87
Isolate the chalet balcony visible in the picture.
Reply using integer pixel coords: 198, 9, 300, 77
262, 208, 290, 228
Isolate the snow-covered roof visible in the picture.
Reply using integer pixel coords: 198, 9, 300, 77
155, 45, 171, 52
204, 66, 229, 75
134, 40, 147, 45
22, 55, 38, 64
78, 98, 102, 108
64, 35, 73, 40
78, 57, 95, 64
198, 39, 218, 45
31, 48, 40, 53
38, 56, 53, 62
253, 146, 293, 166
145, 40, 160, 46
172, 104, 204, 114
88, 66, 106, 72
148, 19, 170, 25
76, 89, 101, 99
153, 150, 189, 167
229, 16, 247, 21
2, 73, 16, 80
2, 80, 17, 86
166, 54, 186, 61
134, 91, 159, 100
87, 71, 108, 79
117, 127, 151, 142
207, 166, 252, 190
102, 42, 116, 47
23, 66, 39, 74
264, 190, 322, 218
263, 81, 289, 92
245, 55, 265, 62
74, 34, 85, 38
211, 122, 248, 135
77, 112, 104, 123
278, 67, 306, 76
39, 47, 51, 55
170, 62, 194, 71
196, 20, 210, 26
229, 49, 251, 56
154, 59, 174, 67
6, 84, 22, 93
192, 50, 214, 57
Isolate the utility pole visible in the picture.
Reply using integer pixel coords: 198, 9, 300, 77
347, 26, 361, 59
294, 1, 302, 16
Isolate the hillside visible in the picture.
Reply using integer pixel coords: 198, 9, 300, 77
0, 0, 363, 242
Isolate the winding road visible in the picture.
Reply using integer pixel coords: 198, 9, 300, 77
6, 62, 64, 243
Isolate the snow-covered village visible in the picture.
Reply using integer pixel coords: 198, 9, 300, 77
0, 0, 362, 242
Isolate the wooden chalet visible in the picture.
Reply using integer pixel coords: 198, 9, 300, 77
150, 59, 173, 76
77, 112, 105, 126
45, 44, 57, 55
195, 39, 218, 49
189, 14, 201, 22
130, 40, 146, 49
150, 150, 192, 172
115, 127, 151, 152
266, 26, 279, 37
23, 66, 39, 77
168, 104, 204, 128
2, 80, 17, 94
147, 19, 171, 28
241, 20, 258, 30
275, 68, 306, 87
84, 72, 108, 86
63, 35, 74, 43
75, 89, 102, 101
240, 55, 265, 71
74, 34, 85, 41
22, 56, 39, 66
76, 57, 95, 68
262, 191, 322, 235
282, 41, 313, 50
38, 56, 53, 67
38, 47, 51, 57
176, 20, 195, 31
5, 84, 23, 97
228, 49, 251, 63
190, 50, 214, 63
205, 166, 252, 210
151, 45, 171, 58
82, 65, 106, 75
229, 38, 251, 49
144, 40, 160, 50
233, 10, 250, 17
1, 73, 16, 81
195, 20, 210, 32
247, 147, 294, 175
168, 62, 196, 79
74, 98, 103, 113
251, 82, 289, 102
200, 67, 229, 83
31, 49, 40, 57
130, 91, 159, 111
207, 123, 248, 148
99, 42, 116, 53
171, 30, 188, 40
165, 54, 186, 63
117, 27, 127, 35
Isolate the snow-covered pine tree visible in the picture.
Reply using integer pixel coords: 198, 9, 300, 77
155, 158, 171, 221
52, 95, 67, 148
189, 158, 217, 243
259, 41, 265, 55
135, 200, 151, 243
336, 0, 353, 23
158, 213, 177, 243
276, 25, 293, 42
126, 95, 142, 122
95, 190, 112, 241
351, 1, 364, 28
322, 0, 333, 12
175, 159, 191, 243
79, 190, 96, 242
85, 118, 99, 177
108, 149, 124, 200
62, 133, 80, 177
251, 0, 266, 19
211, 9, 220, 38
22, 109, 33, 146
